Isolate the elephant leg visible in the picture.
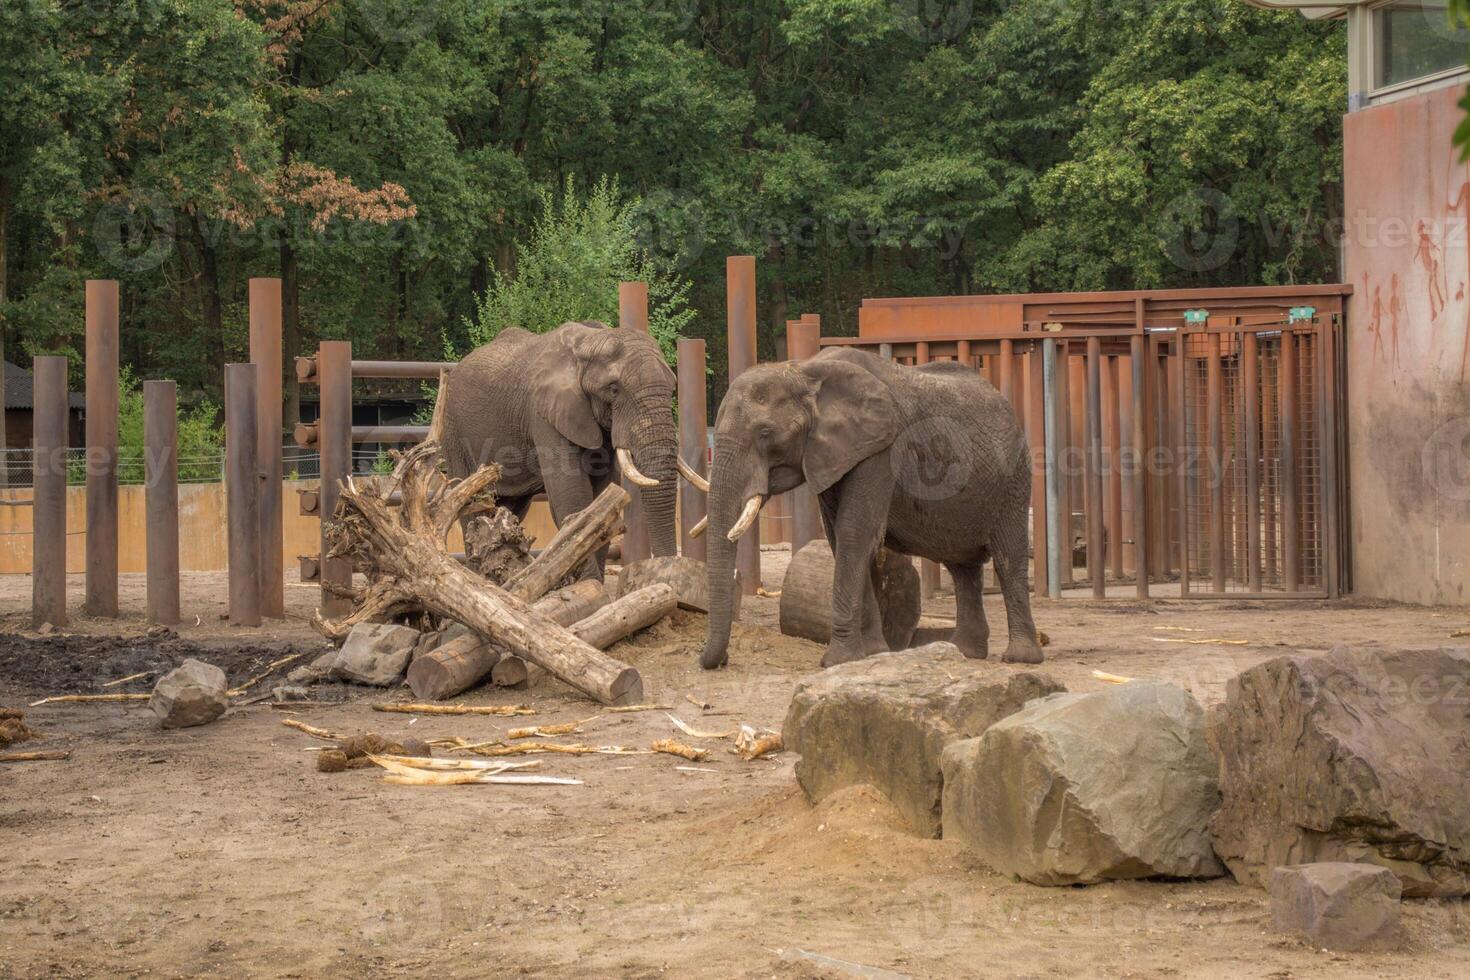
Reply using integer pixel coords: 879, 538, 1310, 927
946, 561, 990, 660
991, 515, 1044, 664
534, 433, 602, 581
821, 453, 894, 668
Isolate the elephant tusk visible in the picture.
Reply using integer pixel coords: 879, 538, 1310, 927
617, 448, 659, 488
688, 515, 708, 539
727, 495, 764, 542
676, 456, 709, 493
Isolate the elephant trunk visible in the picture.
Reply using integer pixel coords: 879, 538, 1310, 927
627, 392, 679, 558
700, 443, 756, 669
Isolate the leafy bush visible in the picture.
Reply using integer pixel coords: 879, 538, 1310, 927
463, 176, 695, 365
68, 369, 223, 485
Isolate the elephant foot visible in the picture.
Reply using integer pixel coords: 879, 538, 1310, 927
821, 638, 888, 669
699, 645, 728, 670
951, 630, 990, 660
1001, 635, 1045, 664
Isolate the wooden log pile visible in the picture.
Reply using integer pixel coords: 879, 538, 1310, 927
312, 372, 680, 707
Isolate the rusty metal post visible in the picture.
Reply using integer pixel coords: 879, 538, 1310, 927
1206, 332, 1225, 592
619, 281, 651, 565
1057, 343, 1074, 584
318, 341, 353, 616
144, 381, 180, 624
1103, 356, 1123, 581
31, 357, 69, 628
1085, 337, 1105, 598
225, 364, 261, 627
1280, 330, 1299, 591
1243, 331, 1262, 592
84, 279, 119, 617
726, 256, 760, 594
1173, 334, 1190, 594
250, 278, 285, 618
1026, 345, 1048, 599
998, 338, 1014, 404
677, 338, 708, 562
1043, 339, 1062, 599
1319, 321, 1341, 597
1131, 331, 1150, 598
788, 316, 823, 553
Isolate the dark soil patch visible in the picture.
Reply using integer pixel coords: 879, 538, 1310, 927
0, 628, 316, 698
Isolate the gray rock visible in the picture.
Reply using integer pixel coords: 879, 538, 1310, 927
287, 648, 342, 685
1208, 645, 1470, 897
942, 681, 1224, 885
149, 659, 228, 729
1271, 863, 1403, 951
271, 685, 313, 702
330, 623, 419, 686
783, 642, 1063, 837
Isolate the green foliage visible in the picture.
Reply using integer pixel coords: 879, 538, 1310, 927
465, 176, 695, 364
68, 369, 223, 485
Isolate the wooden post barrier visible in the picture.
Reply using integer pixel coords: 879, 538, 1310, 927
619, 281, 651, 565
225, 364, 262, 627
144, 381, 180, 624
788, 315, 823, 553
85, 279, 119, 617
677, 338, 708, 562
726, 256, 760, 594
318, 341, 353, 615
32, 357, 69, 628
250, 278, 285, 617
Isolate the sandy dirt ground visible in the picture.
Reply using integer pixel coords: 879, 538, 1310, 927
3, 556, 1470, 979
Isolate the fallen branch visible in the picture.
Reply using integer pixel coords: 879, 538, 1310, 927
281, 718, 345, 740
102, 671, 152, 688
602, 703, 673, 714
651, 738, 708, 762
734, 726, 783, 760
1091, 670, 1135, 685
227, 652, 306, 697
503, 485, 631, 601
1149, 637, 1249, 646
28, 693, 150, 707
507, 718, 595, 739
0, 749, 70, 762
372, 703, 535, 717
569, 583, 677, 650
667, 714, 735, 739
373, 755, 542, 772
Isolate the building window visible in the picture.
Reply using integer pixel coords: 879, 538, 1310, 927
1375, 1, 1470, 89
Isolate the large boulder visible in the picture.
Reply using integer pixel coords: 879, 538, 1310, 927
782, 642, 1063, 837
330, 623, 419, 686
1270, 863, 1403, 951
942, 682, 1224, 885
1208, 645, 1470, 897
616, 555, 739, 617
149, 659, 228, 729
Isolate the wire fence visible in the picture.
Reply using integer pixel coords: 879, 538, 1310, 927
0, 444, 406, 489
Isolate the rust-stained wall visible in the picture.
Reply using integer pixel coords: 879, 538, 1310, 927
1345, 84, 1470, 604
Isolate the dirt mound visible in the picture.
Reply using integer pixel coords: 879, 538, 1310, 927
606, 607, 824, 672
0, 630, 312, 697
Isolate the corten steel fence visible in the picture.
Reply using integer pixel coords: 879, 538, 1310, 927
822, 285, 1352, 600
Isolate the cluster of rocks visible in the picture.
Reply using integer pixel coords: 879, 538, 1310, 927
784, 641, 1470, 951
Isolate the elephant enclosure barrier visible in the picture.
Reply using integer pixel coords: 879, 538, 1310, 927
828, 284, 1352, 599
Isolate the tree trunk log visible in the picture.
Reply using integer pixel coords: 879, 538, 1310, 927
571, 583, 677, 650
504, 485, 630, 601
779, 540, 920, 650
407, 580, 610, 701
490, 656, 529, 689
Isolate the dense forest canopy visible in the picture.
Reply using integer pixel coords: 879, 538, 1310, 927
0, 0, 1345, 422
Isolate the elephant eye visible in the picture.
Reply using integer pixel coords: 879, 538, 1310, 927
605, 381, 621, 398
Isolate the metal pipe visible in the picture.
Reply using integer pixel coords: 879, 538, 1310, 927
296, 357, 458, 383
318, 341, 353, 616
1320, 320, 1341, 596
225, 364, 262, 627
144, 381, 180, 625
1103, 356, 1123, 581
727, 256, 760, 595
1173, 333, 1190, 594
788, 316, 823, 552
1027, 345, 1048, 599
1207, 332, 1225, 592
31, 357, 68, 628
1043, 338, 1062, 599
1086, 336, 1105, 598
677, 338, 709, 562
1131, 329, 1150, 599
85, 279, 119, 617
250, 278, 284, 618
998, 338, 1014, 404
1243, 331, 1262, 591
619, 281, 651, 566
294, 423, 430, 447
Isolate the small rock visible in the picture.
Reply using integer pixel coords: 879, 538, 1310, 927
149, 659, 228, 729
783, 642, 1063, 837
1271, 863, 1403, 951
942, 681, 1224, 885
35, 622, 55, 635
330, 623, 419, 686
286, 649, 341, 685
270, 685, 312, 702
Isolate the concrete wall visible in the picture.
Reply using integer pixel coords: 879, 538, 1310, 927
1344, 83, 1470, 604
0, 480, 558, 576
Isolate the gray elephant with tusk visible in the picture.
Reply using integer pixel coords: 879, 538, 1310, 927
441, 320, 706, 579
700, 347, 1042, 670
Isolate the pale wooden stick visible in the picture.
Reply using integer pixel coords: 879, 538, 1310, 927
281, 718, 345, 740
28, 693, 149, 707
1091, 670, 1135, 684
652, 739, 709, 762
372, 703, 535, 717
602, 703, 672, 714
227, 652, 307, 697
0, 750, 70, 762
102, 671, 152, 688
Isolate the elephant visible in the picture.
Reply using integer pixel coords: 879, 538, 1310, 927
698, 346, 1042, 670
441, 321, 706, 574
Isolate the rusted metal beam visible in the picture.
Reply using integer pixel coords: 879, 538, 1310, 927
1243, 331, 1262, 592
31, 357, 68, 629
1131, 325, 1150, 599
1172, 334, 1190, 595
296, 357, 457, 383
225, 364, 262, 627
1103, 355, 1123, 581
788, 315, 823, 553
1085, 337, 1105, 598
85, 279, 119, 618
727, 256, 760, 595
294, 423, 429, 447
1027, 345, 1048, 599
1320, 321, 1341, 596
1043, 338, 1063, 599
318, 341, 353, 616
144, 381, 180, 625
998, 338, 1014, 404
677, 338, 709, 562
1207, 332, 1225, 592
250, 278, 284, 618
619, 281, 651, 566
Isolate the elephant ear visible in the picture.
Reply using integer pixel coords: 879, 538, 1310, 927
801, 357, 900, 494
530, 326, 605, 450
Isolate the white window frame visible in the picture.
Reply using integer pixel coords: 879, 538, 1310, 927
1365, 0, 1470, 101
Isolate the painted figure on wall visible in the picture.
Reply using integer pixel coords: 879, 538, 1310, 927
1414, 219, 1447, 322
